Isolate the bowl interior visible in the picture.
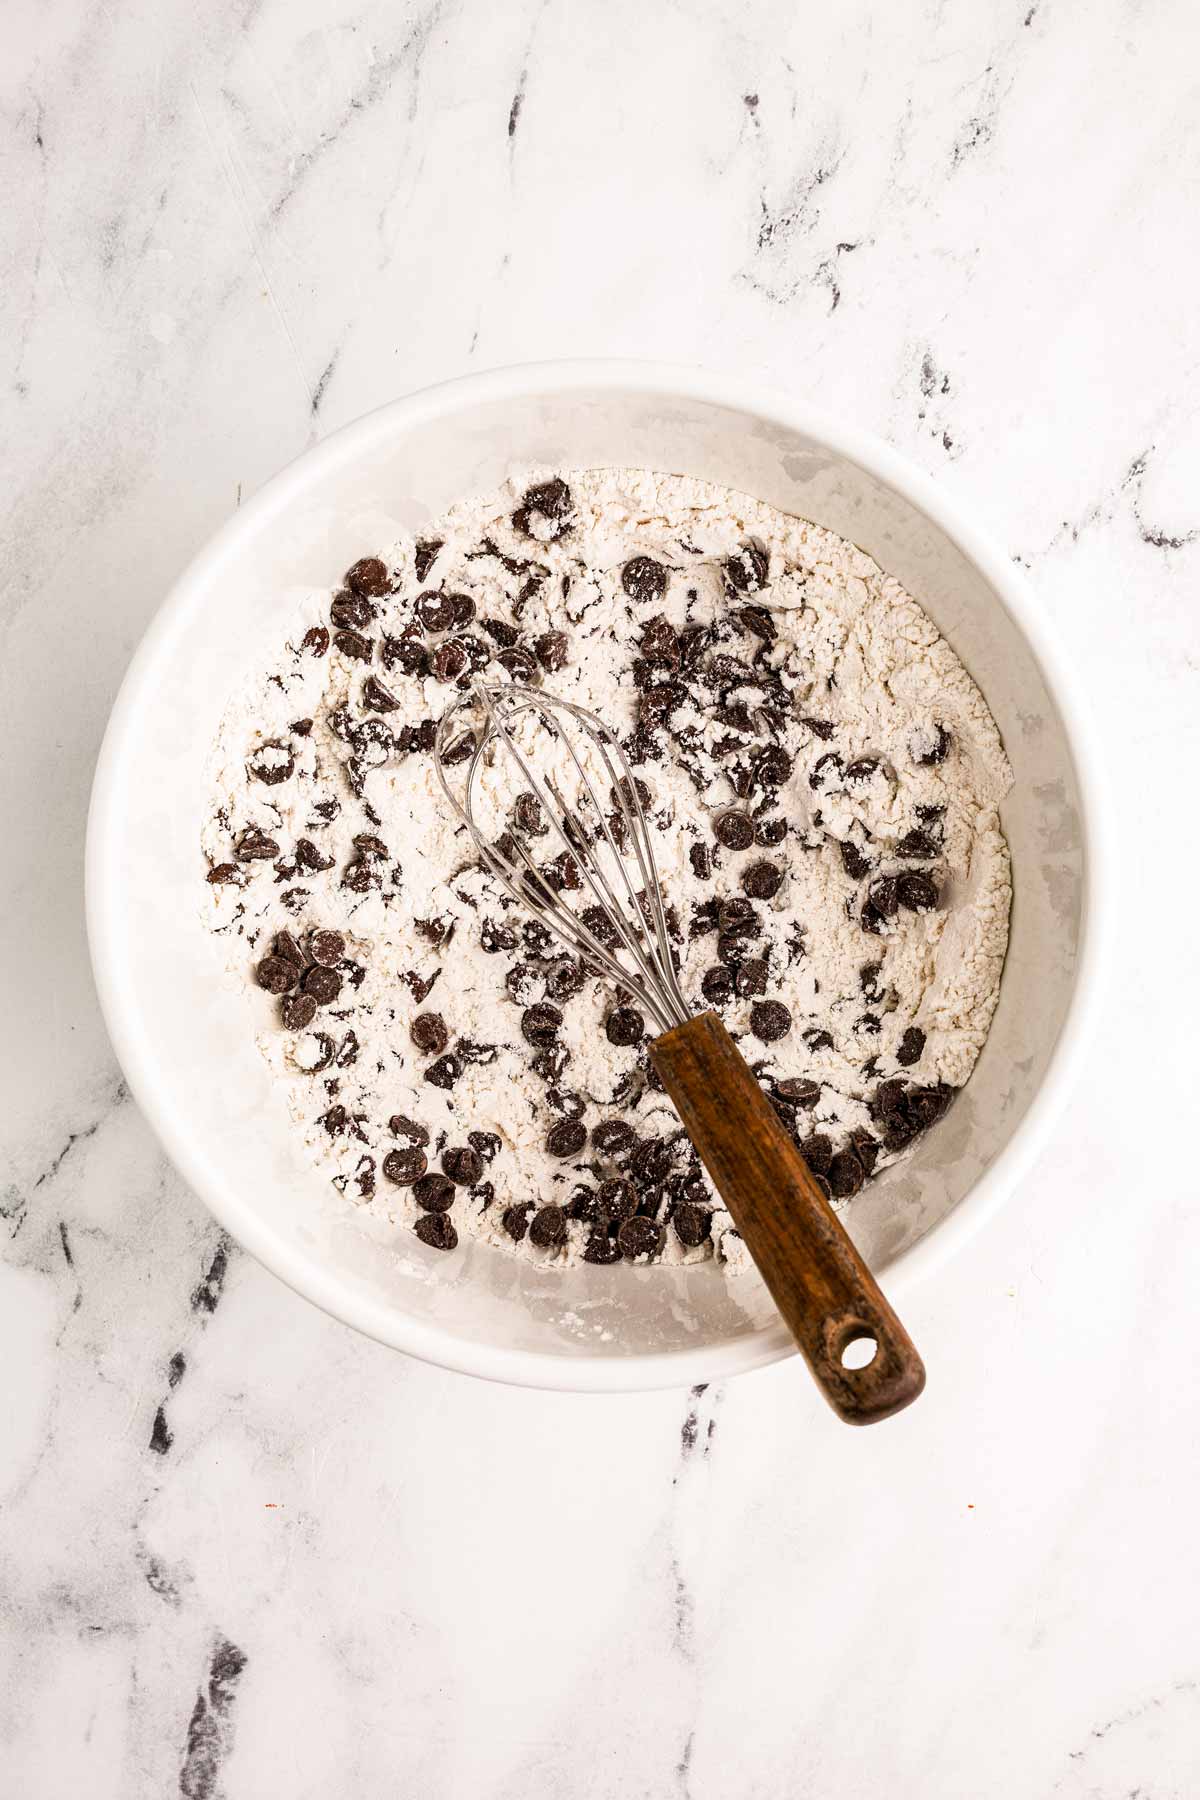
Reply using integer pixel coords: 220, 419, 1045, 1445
89, 375, 1086, 1384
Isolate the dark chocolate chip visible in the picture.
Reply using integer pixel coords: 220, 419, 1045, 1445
605, 1008, 645, 1047
714, 811, 755, 851
383, 1148, 428, 1185
235, 826, 280, 862
442, 1146, 484, 1187
689, 842, 712, 880
248, 741, 294, 785
529, 1204, 567, 1248
303, 964, 343, 1006
414, 539, 443, 582
546, 1118, 587, 1159
897, 1026, 926, 1066
755, 815, 788, 847
597, 1177, 638, 1223
840, 839, 873, 881
808, 751, 843, 792
801, 1133, 834, 1175
343, 855, 382, 892
414, 1213, 457, 1251
206, 864, 242, 885
741, 859, 783, 900
513, 479, 574, 540
734, 957, 769, 997
750, 999, 791, 1042
753, 744, 792, 790
700, 966, 734, 1005
447, 592, 476, 626
913, 723, 952, 766
535, 630, 569, 671
501, 1203, 534, 1242
724, 539, 769, 593
382, 629, 429, 675
583, 1229, 623, 1264
592, 1118, 636, 1155
497, 646, 538, 682
618, 1215, 663, 1259
345, 557, 391, 598
803, 1027, 834, 1052
673, 1202, 712, 1247
301, 625, 330, 657
281, 991, 317, 1030
334, 630, 373, 662
867, 876, 899, 920
468, 1129, 502, 1164
844, 757, 880, 784
897, 871, 940, 912
256, 955, 298, 995
737, 604, 776, 640
331, 592, 375, 631
430, 639, 468, 682
521, 1003, 562, 1046
413, 1172, 455, 1213
362, 675, 400, 713
896, 829, 938, 860
390, 1114, 430, 1146
776, 1076, 820, 1109
801, 716, 836, 740
416, 590, 456, 632
828, 1149, 865, 1200
621, 556, 668, 603
411, 1013, 449, 1056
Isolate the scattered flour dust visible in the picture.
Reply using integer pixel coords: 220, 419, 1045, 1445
202, 468, 1012, 1275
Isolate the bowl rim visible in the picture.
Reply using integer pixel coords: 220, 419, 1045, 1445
85, 358, 1112, 1392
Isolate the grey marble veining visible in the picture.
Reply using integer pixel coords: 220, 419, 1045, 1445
4, 1, 1200, 1794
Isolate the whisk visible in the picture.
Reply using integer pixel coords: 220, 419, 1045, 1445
436, 681, 925, 1425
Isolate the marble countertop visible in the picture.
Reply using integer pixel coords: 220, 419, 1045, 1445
4, 1, 1198, 1793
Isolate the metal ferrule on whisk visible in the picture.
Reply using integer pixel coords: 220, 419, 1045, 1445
434, 682, 692, 1036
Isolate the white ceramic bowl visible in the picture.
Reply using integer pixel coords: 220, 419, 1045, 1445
86, 361, 1108, 1391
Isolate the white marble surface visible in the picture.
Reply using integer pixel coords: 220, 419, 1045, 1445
3, 1, 1199, 1793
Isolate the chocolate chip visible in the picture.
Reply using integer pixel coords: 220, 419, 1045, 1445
346, 557, 391, 598
896, 828, 938, 859
776, 1076, 820, 1109
808, 751, 843, 792
544, 957, 585, 1002
844, 758, 880, 784
673, 1202, 711, 1247
413, 1172, 455, 1213
256, 955, 298, 995
382, 629, 429, 676
331, 592, 375, 631
700, 966, 733, 1006
431, 639, 467, 682
301, 625, 330, 657
851, 1130, 880, 1175
442, 1147, 484, 1187
281, 989, 317, 1030
734, 957, 769, 997
447, 592, 476, 626
753, 744, 792, 790
248, 741, 294, 785
737, 604, 776, 640
498, 646, 538, 682
856, 1013, 881, 1036
750, 999, 791, 1042
235, 826, 280, 861
640, 615, 681, 668
605, 1008, 645, 1047
361, 675, 400, 714
801, 716, 836, 741
334, 630, 373, 662
689, 842, 712, 880
724, 539, 769, 593
383, 1147, 428, 1185
867, 875, 899, 920
206, 864, 241, 884
840, 840, 873, 881
416, 591, 456, 632
412, 539, 442, 582
803, 1027, 834, 1052
390, 1115, 430, 1146
521, 1003, 562, 1046
583, 1229, 623, 1264
498, 1204, 533, 1243
828, 1149, 865, 1200
630, 1139, 673, 1186
897, 1026, 926, 1066
718, 897, 759, 937
513, 479, 574, 540
525, 1204, 565, 1250
303, 965, 343, 1006
741, 859, 782, 900
414, 1213, 457, 1251
308, 930, 345, 968
592, 1118, 636, 1155
468, 1129, 502, 1163
897, 871, 940, 912
913, 723, 952, 766
546, 1118, 587, 1159
621, 556, 668, 603
341, 857, 379, 893
535, 630, 569, 671
801, 1133, 833, 1175
755, 816, 788, 847
411, 1013, 449, 1056
714, 811, 754, 851
598, 1177, 638, 1223
618, 1215, 663, 1259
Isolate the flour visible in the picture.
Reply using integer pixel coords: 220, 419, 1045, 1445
202, 468, 1012, 1272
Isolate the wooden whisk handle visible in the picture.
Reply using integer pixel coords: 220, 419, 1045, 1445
650, 1011, 925, 1425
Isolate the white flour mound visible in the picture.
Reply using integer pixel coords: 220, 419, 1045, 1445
202, 468, 1013, 1274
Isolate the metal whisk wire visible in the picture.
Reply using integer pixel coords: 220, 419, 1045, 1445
434, 682, 692, 1035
